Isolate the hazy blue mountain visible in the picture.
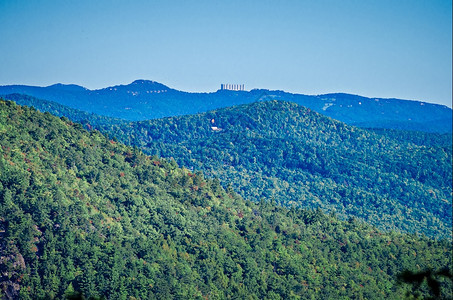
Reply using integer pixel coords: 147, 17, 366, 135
1, 80, 451, 132
259, 91, 452, 133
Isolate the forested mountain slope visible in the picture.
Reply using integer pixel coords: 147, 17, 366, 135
3, 95, 451, 239
85, 101, 451, 240
6, 93, 452, 149
366, 128, 452, 148
1, 79, 451, 132
0, 100, 451, 299
4, 93, 128, 128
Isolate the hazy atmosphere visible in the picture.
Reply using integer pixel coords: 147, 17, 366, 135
1, 1, 452, 299
0, 0, 451, 107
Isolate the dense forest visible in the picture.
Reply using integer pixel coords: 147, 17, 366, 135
6, 93, 453, 147
366, 128, 453, 148
86, 101, 451, 240
4, 94, 452, 240
8, 91, 453, 148
0, 100, 451, 299
4, 95, 452, 240
3, 94, 128, 129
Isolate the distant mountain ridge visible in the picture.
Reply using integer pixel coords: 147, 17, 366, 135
0, 80, 451, 132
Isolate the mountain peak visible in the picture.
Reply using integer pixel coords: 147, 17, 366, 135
128, 79, 170, 90
46, 83, 88, 92
94, 80, 171, 96
131, 79, 154, 85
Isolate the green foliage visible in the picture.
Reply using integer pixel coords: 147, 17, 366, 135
4, 93, 128, 129
75, 100, 451, 240
5, 95, 452, 239
0, 99, 451, 299
367, 128, 452, 147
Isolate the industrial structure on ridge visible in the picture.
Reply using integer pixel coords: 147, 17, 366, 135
220, 84, 245, 91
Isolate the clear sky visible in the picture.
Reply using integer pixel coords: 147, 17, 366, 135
0, 0, 451, 107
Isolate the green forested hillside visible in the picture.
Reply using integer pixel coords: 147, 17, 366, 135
3, 95, 451, 239
87, 101, 451, 240
366, 128, 452, 148
0, 100, 451, 299
3, 93, 128, 128
7, 93, 452, 149
4, 95, 451, 239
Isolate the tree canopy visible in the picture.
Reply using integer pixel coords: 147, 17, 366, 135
0, 100, 451, 299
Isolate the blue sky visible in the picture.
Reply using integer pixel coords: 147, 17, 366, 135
0, 0, 451, 107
